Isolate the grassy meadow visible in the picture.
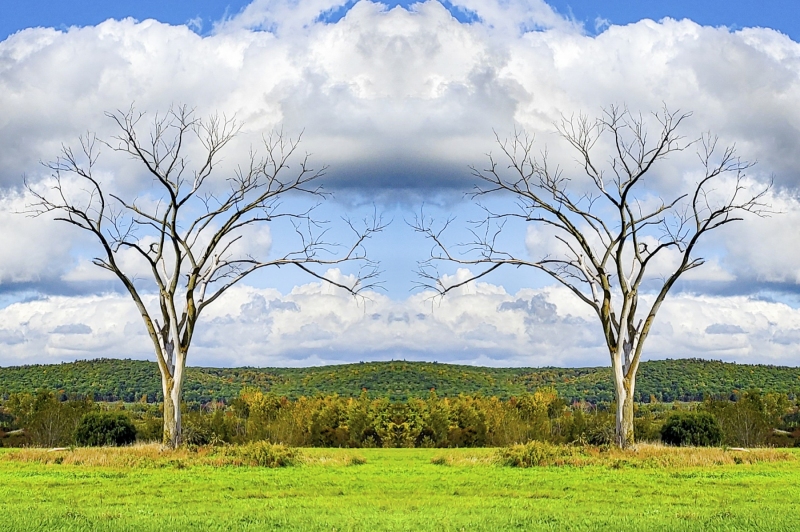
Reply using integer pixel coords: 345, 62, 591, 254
1, 445, 798, 531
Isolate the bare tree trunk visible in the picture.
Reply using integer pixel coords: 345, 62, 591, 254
161, 378, 180, 448
159, 352, 187, 448
613, 372, 636, 448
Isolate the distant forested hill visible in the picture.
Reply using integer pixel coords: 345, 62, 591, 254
1, 358, 798, 404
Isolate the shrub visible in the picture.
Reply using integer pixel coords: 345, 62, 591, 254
134, 413, 163, 443
584, 411, 616, 445
222, 441, 298, 467
704, 391, 783, 447
348, 455, 367, 466
6, 391, 92, 447
181, 414, 213, 446
660, 412, 722, 447
75, 412, 137, 447
498, 441, 581, 467
633, 409, 663, 442
0, 408, 14, 430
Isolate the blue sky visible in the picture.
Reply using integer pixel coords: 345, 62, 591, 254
548, 0, 800, 38
0, 0, 799, 368
2, 1, 799, 40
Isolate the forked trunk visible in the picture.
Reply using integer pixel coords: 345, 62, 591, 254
159, 352, 186, 449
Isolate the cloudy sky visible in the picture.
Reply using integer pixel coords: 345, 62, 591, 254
1, 0, 799, 369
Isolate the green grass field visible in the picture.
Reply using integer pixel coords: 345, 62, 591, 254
1, 447, 798, 531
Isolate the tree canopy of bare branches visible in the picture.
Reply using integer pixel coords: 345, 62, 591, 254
26, 105, 384, 447
412, 106, 771, 447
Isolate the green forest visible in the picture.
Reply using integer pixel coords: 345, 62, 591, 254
1, 357, 798, 404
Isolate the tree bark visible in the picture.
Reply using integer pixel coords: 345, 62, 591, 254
159, 352, 187, 448
615, 376, 635, 448
161, 376, 181, 448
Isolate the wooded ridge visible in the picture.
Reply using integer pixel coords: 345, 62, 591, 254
1, 358, 798, 404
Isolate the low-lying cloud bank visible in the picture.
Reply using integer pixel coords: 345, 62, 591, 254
1, 272, 798, 368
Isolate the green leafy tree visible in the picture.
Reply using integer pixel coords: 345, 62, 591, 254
660, 411, 722, 446
75, 412, 137, 446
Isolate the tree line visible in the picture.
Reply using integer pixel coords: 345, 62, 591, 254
2, 358, 798, 405
2, 387, 798, 449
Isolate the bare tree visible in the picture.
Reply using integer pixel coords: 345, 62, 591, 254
26, 106, 384, 448
412, 106, 771, 447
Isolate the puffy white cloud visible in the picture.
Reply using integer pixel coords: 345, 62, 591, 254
722, 191, 800, 286
3, 1, 797, 191
0, 191, 76, 286
0, 272, 799, 367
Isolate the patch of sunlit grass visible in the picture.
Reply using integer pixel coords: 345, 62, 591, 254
429, 449, 497, 466
294, 448, 368, 466
1, 442, 301, 468
496, 441, 795, 468
614, 442, 794, 467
